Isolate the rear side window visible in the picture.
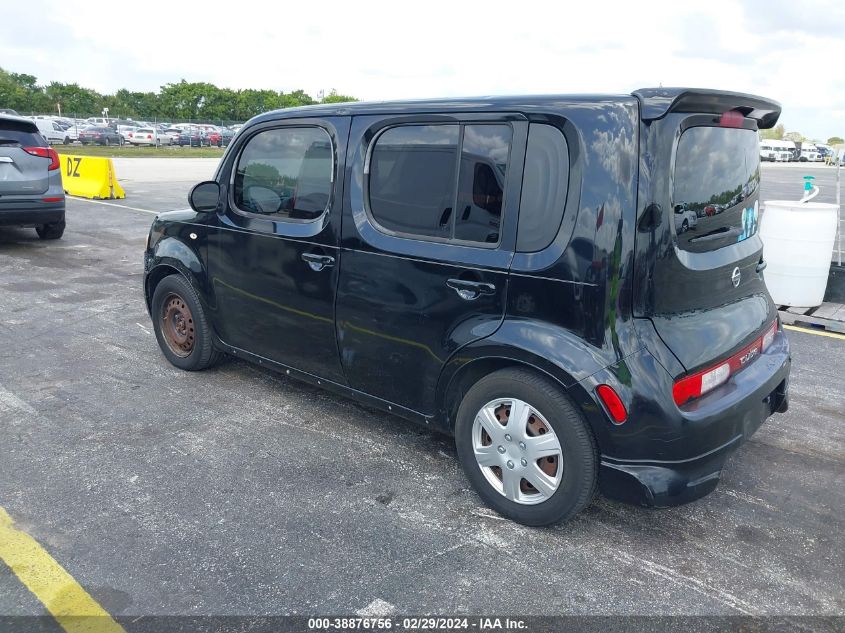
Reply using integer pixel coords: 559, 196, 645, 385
233, 126, 333, 221
368, 123, 513, 245
369, 125, 459, 240
673, 126, 760, 253
0, 119, 43, 146
517, 124, 569, 252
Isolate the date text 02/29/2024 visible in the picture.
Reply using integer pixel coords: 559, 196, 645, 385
307, 617, 528, 631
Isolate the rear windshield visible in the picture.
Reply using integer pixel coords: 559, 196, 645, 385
0, 119, 43, 146
673, 126, 760, 253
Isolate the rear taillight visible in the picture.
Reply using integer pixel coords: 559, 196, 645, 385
673, 321, 778, 406
762, 321, 776, 352
147, 134, 152, 139
23, 146, 60, 170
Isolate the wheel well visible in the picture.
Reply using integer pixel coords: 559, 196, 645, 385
441, 358, 568, 434
145, 264, 180, 310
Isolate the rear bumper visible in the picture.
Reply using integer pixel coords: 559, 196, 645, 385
597, 330, 791, 507
0, 202, 65, 227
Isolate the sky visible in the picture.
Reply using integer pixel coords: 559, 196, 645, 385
4, 0, 845, 140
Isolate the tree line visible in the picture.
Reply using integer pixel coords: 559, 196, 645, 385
0, 67, 357, 122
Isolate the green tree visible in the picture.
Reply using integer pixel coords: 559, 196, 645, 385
760, 123, 784, 140
784, 131, 804, 142
0, 67, 50, 113
106, 89, 160, 120
321, 89, 357, 104
278, 89, 316, 109
158, 80, 221, 120
827, 136, 844, 145
0, 66, 356, 122
44, 82, 101, 118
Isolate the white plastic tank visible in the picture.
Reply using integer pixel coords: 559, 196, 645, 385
760, 198, 838, 307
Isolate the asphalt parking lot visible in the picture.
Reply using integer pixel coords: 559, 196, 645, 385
0, 161, 843, 622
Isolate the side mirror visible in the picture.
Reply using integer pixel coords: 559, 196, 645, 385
189, 181, 220, 213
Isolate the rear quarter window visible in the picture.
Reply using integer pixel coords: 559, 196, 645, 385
516, 124, 570, 252
673, 126, 760, 253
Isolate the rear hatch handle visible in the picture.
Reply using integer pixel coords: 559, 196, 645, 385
688, 227, 742, 243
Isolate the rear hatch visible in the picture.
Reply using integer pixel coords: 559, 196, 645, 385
633, 90, 780, 373
0, 117, 50, 196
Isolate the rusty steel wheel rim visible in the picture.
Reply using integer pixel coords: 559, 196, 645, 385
160, 293, 195, 358
472, 398, 563, 505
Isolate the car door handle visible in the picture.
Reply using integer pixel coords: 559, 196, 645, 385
446, 278, 496, 301
301, 253, 335, 272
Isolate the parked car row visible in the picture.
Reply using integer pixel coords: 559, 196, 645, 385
168, 125, 236, 147
10, 114, 241, 148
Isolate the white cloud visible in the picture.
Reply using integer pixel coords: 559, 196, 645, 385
3, 0, 845, 138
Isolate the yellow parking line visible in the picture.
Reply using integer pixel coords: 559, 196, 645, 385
784, 324, 845, 340
0, 507, 125, 633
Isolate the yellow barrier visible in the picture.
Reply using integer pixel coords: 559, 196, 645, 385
58, 154, 125, 200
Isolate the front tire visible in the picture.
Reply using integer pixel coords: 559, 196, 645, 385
151, 274, 223, 371
455, 368, 597, 526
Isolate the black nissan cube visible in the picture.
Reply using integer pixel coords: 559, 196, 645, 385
143, 88, 791, 526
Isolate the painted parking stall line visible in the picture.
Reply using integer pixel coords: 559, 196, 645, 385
69, 196, 159, 215
0, 507, 125, 633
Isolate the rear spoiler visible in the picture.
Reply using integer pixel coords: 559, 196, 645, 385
632, 88, 781, 129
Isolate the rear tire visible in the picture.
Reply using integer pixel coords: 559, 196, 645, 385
36, 220, 65, 240
454, 368, 598, 526
151, 274, 223, 371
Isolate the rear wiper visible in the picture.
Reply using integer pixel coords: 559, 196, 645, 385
689, 227, 742, 243
0, 139, 22, 146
